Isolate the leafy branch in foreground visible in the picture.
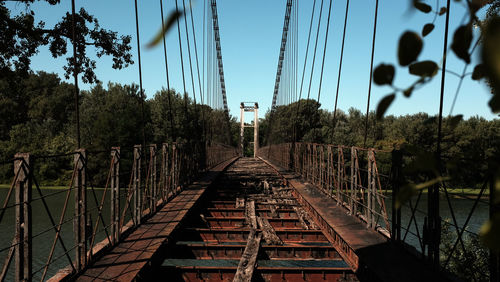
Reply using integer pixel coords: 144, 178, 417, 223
373, 0, 500, 252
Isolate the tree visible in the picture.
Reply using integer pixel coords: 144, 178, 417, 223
0, 0, 133, 83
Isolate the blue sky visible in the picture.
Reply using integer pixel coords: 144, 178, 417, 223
6, 0, 498, 120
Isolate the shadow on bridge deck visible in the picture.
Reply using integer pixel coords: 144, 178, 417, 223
65, 157, 238, 282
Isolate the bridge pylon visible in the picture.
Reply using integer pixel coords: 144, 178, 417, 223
240, 102, 259, 157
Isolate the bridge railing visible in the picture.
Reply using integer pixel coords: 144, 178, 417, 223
0, 142, 238, 281
258, 143, 497, 281
257, 143, 392, 236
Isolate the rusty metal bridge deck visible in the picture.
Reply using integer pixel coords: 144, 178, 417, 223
65, 157, 449, 281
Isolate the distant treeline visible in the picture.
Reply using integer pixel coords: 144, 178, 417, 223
1, 71, 498, 187
0, 71, 238, 185
260, 100, 500, 188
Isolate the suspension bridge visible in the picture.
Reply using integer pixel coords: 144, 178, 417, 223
0, 0, 499, 281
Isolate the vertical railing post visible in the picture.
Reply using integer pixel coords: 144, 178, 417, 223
162, 143, 169, 201
74, 149, 87, 271
172, 143, 178, 195
14, 153, 32, 281
149, 144, 157, 213
110, 147, 120, 245
337, 147, 342, 204
391, 149, 402, 242
350, 147, 355, 214
327, 146, 332, 196
490, 167, 500, 282
367, 150, 374, 229
133, 145, 142, 225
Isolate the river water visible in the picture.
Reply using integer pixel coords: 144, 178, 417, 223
0, 189, 490, 281
0, 188, 113, 281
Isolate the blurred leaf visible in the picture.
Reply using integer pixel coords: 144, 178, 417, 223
396, 183, 418, 209
398, 31, 423, 66
414, 1, 432, 13
403, 85, 414, 97
376, 93, 396, 120
373, 64, 395, 85
482, 17, 500, 113
471, 0, 491, 12
439, 7, 447, 15
414, 176, 450, 189
401, 143, 422, 155
422, 23, 434, 37
480, 213, 500, 251
396, 176, 450, 209
448, 114, 463, 129
488, 88, 500, 113
404, 150, 438, 174
472, 64, 486, 80
494, 172, 500, 205
451, 25, 472, 64
146, 10, 184, 49
409, 60, 438, 77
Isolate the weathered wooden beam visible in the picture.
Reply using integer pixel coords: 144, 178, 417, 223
257, 217, 283, 245
233, 229, 261, 282
245, 201, 257, 229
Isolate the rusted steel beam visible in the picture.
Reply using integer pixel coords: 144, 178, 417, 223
14, 153, 32, 281
149, 144, 157, 214
233, 229, 261, 282
161, 143, 169, 201
177, 243, 340, 260
191, 228, 329, 243
133, 145, 142, 225
110, 147, 120, 245
207, 207, 297, 218
74, 149, 87, 271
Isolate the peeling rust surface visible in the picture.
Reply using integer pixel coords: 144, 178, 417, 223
153, 158, 356, 281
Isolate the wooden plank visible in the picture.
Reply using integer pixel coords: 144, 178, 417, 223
256, 217, 283, 245
233, 229, 261, 282
245, 200, 257, 229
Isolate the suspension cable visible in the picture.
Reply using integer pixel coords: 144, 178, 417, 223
159, 0, 175, 140
362, 0, 379, 147
316, 0, 334, 102
71, 0, 80, 148
332, 0, 350, 136
292, 0, 317, 142
190, 0, 204, 105
182, 0, 197, 105
174, 0, 189, 115
306, 0, 324, 100
134, 0, 146, 148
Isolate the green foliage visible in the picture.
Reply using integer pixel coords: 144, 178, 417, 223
0, 1, 132, 82
0, 70, 235, 185
441, 221, 489, 281
379, 0, 500, 252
